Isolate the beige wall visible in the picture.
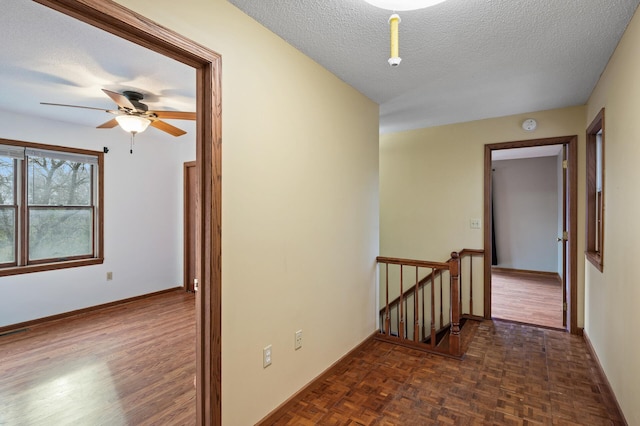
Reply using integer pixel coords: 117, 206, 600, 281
586, 5, 640, 425
380, 105, 586, 320
114, 1, 379, 424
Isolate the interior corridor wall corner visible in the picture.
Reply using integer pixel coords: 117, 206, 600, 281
115, 0, 380, 424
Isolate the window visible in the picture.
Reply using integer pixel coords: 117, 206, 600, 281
586, 108, 604, 272
0, 140, 103, 276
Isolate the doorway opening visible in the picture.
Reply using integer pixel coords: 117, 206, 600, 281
484, 136, 578, 334
34, 1, 222, 424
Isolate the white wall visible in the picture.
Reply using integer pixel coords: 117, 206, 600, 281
586, 4, 640, 424
492, 156, 559, 272
0, 110, 194, 326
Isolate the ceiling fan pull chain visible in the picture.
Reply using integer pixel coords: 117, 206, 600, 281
130, 132, 136, 154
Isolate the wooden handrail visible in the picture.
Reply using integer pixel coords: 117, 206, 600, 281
378, 249, 484, 315
376, 256, 449, 270
459, 248, 484, 256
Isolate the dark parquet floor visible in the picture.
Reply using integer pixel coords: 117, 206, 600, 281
267, 321, 624, 425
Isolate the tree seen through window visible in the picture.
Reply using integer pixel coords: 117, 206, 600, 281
0, 141, 103, 275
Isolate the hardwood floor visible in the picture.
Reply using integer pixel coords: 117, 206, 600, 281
491, 269, 564, 329
264, 321, 624, 425
0, 290, 196, 426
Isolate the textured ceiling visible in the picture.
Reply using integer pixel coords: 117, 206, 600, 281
0, 1, 196, 142
2, 1, 638, 137
228, 0, 640, 133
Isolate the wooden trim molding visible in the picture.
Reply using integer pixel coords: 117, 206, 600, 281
0, 287, 182, 336
583, 331, 628, 425
255, 332, 379, 425
0, 258, 104, 277
567, 137, 578, 334
492, 317, 566, 332
585, 108, 605, 272
184, 161, 197, 292
484, 136, 578, 334
31, 2, 222, 425
484, 145, 493, 320
491, 267, 562, 284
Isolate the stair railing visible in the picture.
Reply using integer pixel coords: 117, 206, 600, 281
376, 249, 484, 358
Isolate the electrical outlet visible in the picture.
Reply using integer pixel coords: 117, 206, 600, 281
106, 272, 113, 281
263, 345, 272, 368
470, 219, 481, 229
295, 330, 302, 350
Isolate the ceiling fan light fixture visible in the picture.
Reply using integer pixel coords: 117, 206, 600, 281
116, 115, 151, 134
363, 0, 448, 11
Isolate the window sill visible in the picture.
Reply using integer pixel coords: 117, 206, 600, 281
585, 251, 603, 273
0, 258, 104, 277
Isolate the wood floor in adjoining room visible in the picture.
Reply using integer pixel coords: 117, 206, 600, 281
492, 269, 564, 329
0, 290, 196, 426
266, 321, 624, 425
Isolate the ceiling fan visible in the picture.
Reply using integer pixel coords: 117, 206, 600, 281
41, 89, 195, 137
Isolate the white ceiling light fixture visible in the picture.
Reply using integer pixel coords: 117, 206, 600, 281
115, 114, 151, 134
363, 0, 448, 11
115, 115, 151, 154
364, 0, 449, 67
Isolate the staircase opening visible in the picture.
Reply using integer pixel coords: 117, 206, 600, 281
376, 249, 484, 358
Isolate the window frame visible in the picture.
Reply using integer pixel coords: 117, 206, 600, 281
0, 158, 18, 268
0, 138, 103, 276
585, 108, 605, 272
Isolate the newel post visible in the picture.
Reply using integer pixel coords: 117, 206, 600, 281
384, 263, 391, 336
448, 252, 461, 357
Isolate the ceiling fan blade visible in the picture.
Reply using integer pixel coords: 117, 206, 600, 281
150, 119, 187, 137
40, 102, 114, 112
97, 118, 119, 129
150, 111, 196, 120
102, 89, 136, 110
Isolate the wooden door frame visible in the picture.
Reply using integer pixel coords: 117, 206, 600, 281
33, 1, 222, 424
484, 136, 578, 334
184, 161, 197, 292
561, 144, 568, 328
